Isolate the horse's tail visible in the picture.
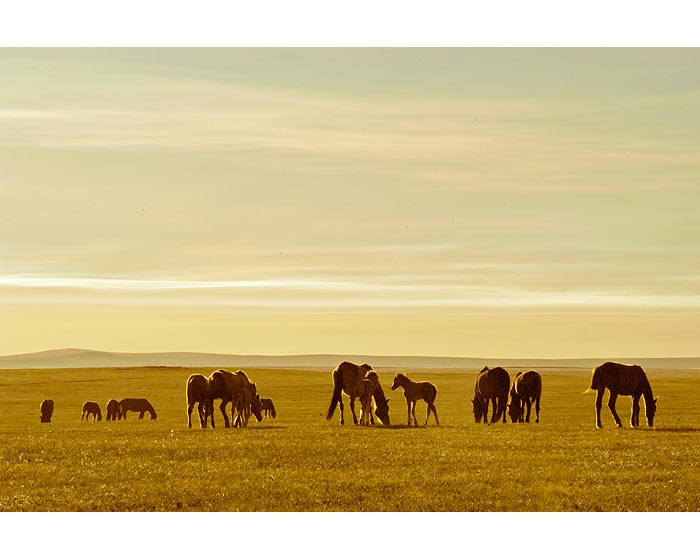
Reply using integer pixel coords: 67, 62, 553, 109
324, 375, 343, 421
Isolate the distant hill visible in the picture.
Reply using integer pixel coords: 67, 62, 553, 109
1, 348, 699, 370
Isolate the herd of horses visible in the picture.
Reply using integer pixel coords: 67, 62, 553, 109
38, 360, 659, 429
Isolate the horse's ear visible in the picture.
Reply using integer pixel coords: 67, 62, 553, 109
386, 398, 390, 404
654, 397, 659, 404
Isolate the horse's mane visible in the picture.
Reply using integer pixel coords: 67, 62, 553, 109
233, 370, 252, 382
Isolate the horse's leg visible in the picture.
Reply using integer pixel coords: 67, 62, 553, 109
501, 397, 507, 423
412, 400, 418, 426
608, 392, 622, 427
220, 400, 230, 428
434, 403, 440, 426
187, 402, 194, 428
350, 396, 359, 425
631, 396, 640, 428
490, 398, 498, 424
338, 395, 345, 426
406, 398, 411, 426
595, 389, 604, 428
198, 403, 206, 428
525, 398, 532, 423
535, 397, 540, 423
139, 411, 145, 420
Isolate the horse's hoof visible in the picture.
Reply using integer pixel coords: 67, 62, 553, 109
596, 425, 602, 429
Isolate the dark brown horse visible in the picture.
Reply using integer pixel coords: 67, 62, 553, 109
186, 374, 213, 428
507, 371, 542, 423
391, 373, 439, 427
472, 366, 510, 424
586, 362, 658, 429
81, 401, 102, 422
40, 399, 54, 423
260, 398, 277, 418
105, 399, 120, 421
208, 369, 262, 428
119, 398, 157, 420
324, 362, 390, 426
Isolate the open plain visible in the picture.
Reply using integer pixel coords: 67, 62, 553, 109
1, 365, 700, 511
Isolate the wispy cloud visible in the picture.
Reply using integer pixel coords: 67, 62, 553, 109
2, 273, 699, 311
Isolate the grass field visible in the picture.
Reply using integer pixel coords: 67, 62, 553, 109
1, 365, 700, 511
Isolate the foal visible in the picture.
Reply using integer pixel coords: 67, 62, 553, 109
391, 373, 439, 427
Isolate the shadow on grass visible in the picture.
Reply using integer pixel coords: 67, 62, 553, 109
651, 427, 700, 433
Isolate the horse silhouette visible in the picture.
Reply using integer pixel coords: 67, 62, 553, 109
260, 398, 277, 418
507, 371, 541, 423
187, 374, 213, 428
81, 401, 102, 422
472, 366, 510, 424
105, 399, 120, 421
586, 362, 658, 428
324, 362, 390, 426
391, 373, 439, 427
208, 369, 262, 428
119, 398, 157, 420
40, 399, 54, 423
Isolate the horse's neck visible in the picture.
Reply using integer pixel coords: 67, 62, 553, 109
641, 378, 654, 402
373, 382, 388, 405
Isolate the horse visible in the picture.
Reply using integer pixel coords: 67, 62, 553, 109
208, 369, 262, 428
391, 373, 439, 427
260, 398, 277, 418
358, 376, 378, 426
106, 399, 120, 421
324, 361, 390, 426
586, 362, 658, 429
119, 398, 157, 420
472, 366, 510, 424
187, 374, 213, 428
105, 399, 120, 421
40, 399, 54, 423
507, 370, 542, 423
81, 401, 102, 422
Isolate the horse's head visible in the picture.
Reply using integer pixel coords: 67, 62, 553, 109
251, 394, 263, 422
479, 366, 490, 374
507, 401, 521, 423
390, 374, 404, 391
472, 396, 483, 423
375, 399, 390, 426
646, 397, 659, 427
150, 410, 158, 420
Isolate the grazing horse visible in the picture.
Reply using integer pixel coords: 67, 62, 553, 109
105, 399, 120, 421
81, 401, 102, 422
208, 369, 262, 428
586, 362, 658, 429
187, 374, 213, 428
324, 362, 391, 426
472, 366, 510, 424
40, 399, 54, 423
119, 398, 157, 420
507, 371, 542, 423
260, 398, 277, 418
391, 373, 439, 427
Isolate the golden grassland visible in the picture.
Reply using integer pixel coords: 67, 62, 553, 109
1, 365, 700, 511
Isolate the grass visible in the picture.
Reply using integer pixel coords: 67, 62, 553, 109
1, 365, 700, 511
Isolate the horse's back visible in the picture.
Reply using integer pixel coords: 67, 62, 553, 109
187, 374, 210, 402
514, 371, 541, 399
590, 362, 648, 395
476, 367, 510, 398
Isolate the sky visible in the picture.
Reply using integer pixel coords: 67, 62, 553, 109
1, 48, 699, 358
